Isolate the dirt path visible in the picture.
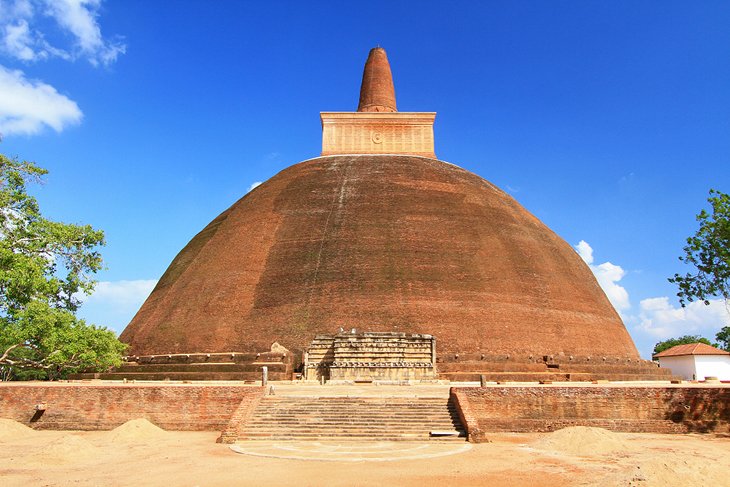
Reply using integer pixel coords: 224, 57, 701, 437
0, 422, 728, 486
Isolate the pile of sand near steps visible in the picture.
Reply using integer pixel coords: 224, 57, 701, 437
0, 418, 36, 441
43, 434, 100, 463
532, 426, 634, 456
602, 455, 729, 487
106, 418, 168, 442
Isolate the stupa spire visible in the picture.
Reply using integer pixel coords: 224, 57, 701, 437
357, 47, 397, 112
321, 47, 435, 158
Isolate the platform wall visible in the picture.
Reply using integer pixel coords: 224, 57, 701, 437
0, 383, 265, 431
452, 386, 730, 443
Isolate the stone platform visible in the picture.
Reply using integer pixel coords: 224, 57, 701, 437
2, 382, 728, 443
452, 382, 730, 442
72, 351, 295, 382
437, 352, 679, 382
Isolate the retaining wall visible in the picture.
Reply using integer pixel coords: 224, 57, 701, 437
452, 385, 730, 443
0, 382, 265, 431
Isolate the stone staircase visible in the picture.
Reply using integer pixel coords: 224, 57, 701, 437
236, 395, 465, 441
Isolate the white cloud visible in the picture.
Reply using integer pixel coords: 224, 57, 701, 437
85, 279, 158, 307
0, 1, 124, 137
636, 296, 730, 340
0, 0, 124, 66
574, 240, 730, 358
575, 240, 594, 264
2, 19, 37, 61
0, 64, 82, 136
247, 181, 262, 192
78, 279, 158, 333
0, 0, 33, 22
43, 0, 125, 66
575, 240, 630, 312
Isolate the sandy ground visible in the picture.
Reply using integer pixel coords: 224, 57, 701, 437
1, 420, 729, 487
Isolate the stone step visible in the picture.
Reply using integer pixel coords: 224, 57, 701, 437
76, 371, 290, 381
249, 420, 457, 426
238, 427, 464, 434
440, 371, 679, 382
131, 352, 289, 365
250, 412, 456, 418
440, 371, 579, 382
258, 399, 451, 404
251, 411, 457, 417
234, 395, 464, 442
250, 413, 457, 419
250, 411, 456, 420
239, 431, 464, 437
253, 405, 456, 411
437, 362, 548, 373
556, 364, 675, 374
114, 363, 289, 373
238, 434, 465, 441
250, 414, 458, 420
243, 426, 459, 433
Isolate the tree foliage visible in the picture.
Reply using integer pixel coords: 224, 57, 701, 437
669, 189, 730, 307
0, 154, 126, 380
716, 326, 730, 352
652, 335, 715, 357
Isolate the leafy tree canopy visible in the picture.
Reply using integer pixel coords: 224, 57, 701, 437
669, 189, 730, 306
652, 335, 716, 357
0, 154, 126, 380
716, 326, 730, 352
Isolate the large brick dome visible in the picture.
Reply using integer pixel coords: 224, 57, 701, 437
121, 153, 640, 360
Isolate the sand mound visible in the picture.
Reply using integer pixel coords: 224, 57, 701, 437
612, 456, 728, 487
107, 418, 168, 442
0, 418, 36, 441
533, 426, 633, 456
43, 434, 100, 463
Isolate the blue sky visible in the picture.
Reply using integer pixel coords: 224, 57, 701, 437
1, 1, 728, 359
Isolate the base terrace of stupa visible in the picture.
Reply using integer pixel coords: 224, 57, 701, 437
1, 48, 727, 442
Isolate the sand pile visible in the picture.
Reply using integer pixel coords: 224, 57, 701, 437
0, 418, 36, 441
612, 456, 728, 487
107, 418, 168, 442
533, 426, 633, 456
43, 434, 100, 463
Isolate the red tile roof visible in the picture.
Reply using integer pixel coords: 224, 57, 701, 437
654, 342, 730, 358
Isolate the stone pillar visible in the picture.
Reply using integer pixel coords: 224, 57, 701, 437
302, 351, 309, 380
261, 366, 268, 387
431, 337, 437, 366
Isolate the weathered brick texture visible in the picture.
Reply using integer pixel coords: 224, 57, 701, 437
121, 155, 640, 364
0, 383, 265, 431
451, 386, 730, 442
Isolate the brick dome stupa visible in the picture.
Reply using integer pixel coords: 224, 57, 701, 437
116, 48, 672, 382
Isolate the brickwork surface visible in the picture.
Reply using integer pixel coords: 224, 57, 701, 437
452, 385, 730, 442
121, 155, 639, 367
357, 47, 397, 113
0, 383, 264, 431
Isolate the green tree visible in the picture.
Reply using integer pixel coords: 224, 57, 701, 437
716, 326, 730, 352
0, 154, 126, 380
669, 189, 730, 306
652, 335, 715, 357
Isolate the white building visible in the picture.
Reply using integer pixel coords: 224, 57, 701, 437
654, 342, 730, 381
